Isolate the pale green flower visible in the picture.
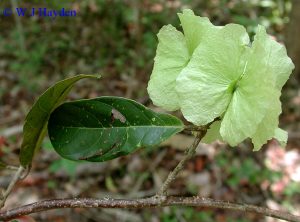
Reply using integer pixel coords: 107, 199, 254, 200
148, 10, 294, 150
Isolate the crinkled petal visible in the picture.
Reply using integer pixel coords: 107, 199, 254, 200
246, 25, 293, 150
176, 24, 250, 125
274, 128, 288, 147
252, 25, 294, 89
178, 9, 215, 55
251, 91, 281, 150
220, 39, 276, 146
147, 25, 190, 111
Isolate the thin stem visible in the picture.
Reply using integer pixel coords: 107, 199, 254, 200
2, 121, 298, 221
184, 125, 207, 132
0, 166, 25, 208
157, 124, 210, 196
0, 196, 299, 222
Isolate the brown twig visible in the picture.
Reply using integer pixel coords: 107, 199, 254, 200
0, 166, 25, 208
183, 125, 207, 132
0, 196, 299, 221
157, 122, 211, 196
1, 120, 299, 221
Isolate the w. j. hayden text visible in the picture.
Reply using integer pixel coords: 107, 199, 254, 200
15, 8, 76, 18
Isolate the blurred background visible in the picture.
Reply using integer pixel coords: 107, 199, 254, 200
0, 0, 299, 221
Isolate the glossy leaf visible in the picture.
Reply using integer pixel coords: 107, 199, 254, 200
48, 97, 183, 162
19, 74, 99, 167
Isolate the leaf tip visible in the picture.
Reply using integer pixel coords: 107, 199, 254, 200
77, 74, 101, 79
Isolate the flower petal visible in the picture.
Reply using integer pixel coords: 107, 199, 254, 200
252, 25, 294, 90
176, 24, 250, 125
220, 38, 276, 146
148, 11, 221, 111
202, 121, 223, 144
251, 91, 281, 150
147, 25, 190, 111
178, 9, 215, 55
274, 128, 288, 147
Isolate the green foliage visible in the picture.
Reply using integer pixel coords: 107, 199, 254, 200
46, 180, 57, 190
48, 97, 183, 162
19, 74, 99, 167
161, 207, 251, 222
105, 176, 118, 192
10, 39, 48, 88
0, 0, 291, 99
283, 182, 300, 197
49, 159, 79, 177
148, 9, 294, 150
43, 139, 84, 177
216, 151, 281, 187
161, 207, 215, 222
227, 159, 266, 187
49, 159, 81, 177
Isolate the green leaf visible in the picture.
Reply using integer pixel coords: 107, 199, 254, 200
48, 97, 183, 162
19, 74, 99, 167
176, 24, 249, 125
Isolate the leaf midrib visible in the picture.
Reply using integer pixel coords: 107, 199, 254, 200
52, 125, 183, 130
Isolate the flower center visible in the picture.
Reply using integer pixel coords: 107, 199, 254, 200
227, 61, 248, 94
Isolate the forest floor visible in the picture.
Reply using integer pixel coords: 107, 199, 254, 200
1, 1, 300, 221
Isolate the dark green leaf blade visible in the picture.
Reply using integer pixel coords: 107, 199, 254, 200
48, 97, 183, 162
20, 74, 99, 167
